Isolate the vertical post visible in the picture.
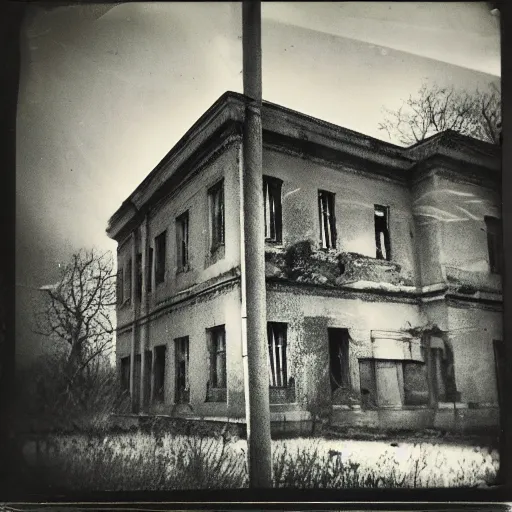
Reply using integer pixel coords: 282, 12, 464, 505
424, 333, 436, 408
241, 0, 272, 488
139, 218, 149, 412
129, 231, 137, 413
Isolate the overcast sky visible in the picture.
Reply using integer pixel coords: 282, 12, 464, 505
16, 2, 500, 361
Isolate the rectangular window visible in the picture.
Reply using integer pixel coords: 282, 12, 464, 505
120, 356, 130, 391
328, 328, 350, 392
175, 336, 190, 403
155, 231, 167, 285
124, 259, 132, 303
207, 326, 227, 389
375, 205, 391, 260
263, 176, 283, 243
318, 190, 337, 249
147, 247, 154, 292
485, 216, 503, 274
136, 253, 142, 301
359, 358, 429, 408
208, 180, 225, 252
153, 345, 166, 403
176, 211, 189, 271
267, 322, 288, 387
116, 268, 124, 304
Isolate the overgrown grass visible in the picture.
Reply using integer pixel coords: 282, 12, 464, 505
23, 430, 499, 491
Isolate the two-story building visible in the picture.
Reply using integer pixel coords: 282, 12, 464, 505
106, 91, 502, 433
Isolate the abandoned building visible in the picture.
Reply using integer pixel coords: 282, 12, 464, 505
106, 91, 503, 433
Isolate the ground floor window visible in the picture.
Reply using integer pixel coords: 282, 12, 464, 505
175, 336, 190, 403
206, 326, 227, 402
120, 356, 130, 392
359, 358, 429, 408
267, 322, 288, 387
153, 345, 166, 403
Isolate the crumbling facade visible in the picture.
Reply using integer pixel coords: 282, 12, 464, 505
107, 92, 502, 432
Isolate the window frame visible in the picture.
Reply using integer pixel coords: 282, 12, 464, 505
154, 230, 167, 285
267, 322, 288, 388
123, 258, 132, 304
174, 336, 190, 404
263, 175, 283, 244
374, 204, 391, 261
153, 345, 167, 403
207, 325, 227, 391
208, 179, 225, 254
176, 210, 190, 273
318, 190, 337, 250
485, 216, 503, 274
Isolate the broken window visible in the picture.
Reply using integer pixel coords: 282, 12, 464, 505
155, 231, 167, 285
175, 336, 189, 403
318, 190, 337, 249
208, 179, 225, 252
207, 325, 227, 390
120, 356, 130, 392
328, 328, 350, 392
116, 268, 124, 304
147, 247, 154, 292
263, 175, 283, 243
374, 205, 391, 260
267, 322, 288, 387
176, 210, 189, 272
124, 258, 132, 303
485, 216, 503, 274
153, 345, 166, 403
136, 253, 142, 301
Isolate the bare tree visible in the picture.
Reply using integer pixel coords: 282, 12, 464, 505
379, 81, 501, 146
35, 248, 116, 408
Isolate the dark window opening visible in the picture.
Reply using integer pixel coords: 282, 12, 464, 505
267, 322, 288, 387
136, 253, 142, 301
318, 190, 337, 249
155, 231, 167, 285
208, 325, 227, 389
485, 216, 503, 274
263, 175, 283, 243
143, 350, 151, 407
147, 247, 154, 292
116, 268, 124, 305
124, 259, 132, 303
120, 356, 130, 392
375, 205, 391, 260
176, 211, 189, 271
494, 339, 504, 412
208, 180, 225, 252
328, 328, 350, 392
175, 336, 189, 403
154, 345, 166, 403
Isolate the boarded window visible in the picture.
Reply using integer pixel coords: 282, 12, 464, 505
147, 247, 154, 292
208, 180, 225, 252
375, 205, 391, 260
267, 322, 288, 387
318, 190, 337, 249
124, 259, 132, 302
485, 216, 503, 274
207, 325, 227, 389
155, 231, 167, 285
136, 253, 142, 301
176, 211, 189, 271
263, 176, 283, 243
175, 336, 190, 403
154, 345, 166, 403
120, 356, 130, 391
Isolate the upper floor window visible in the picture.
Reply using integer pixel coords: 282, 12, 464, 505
124, 258, 132, 303
155, 231, 167, 285
318, 190, 336, 249
176, 211, 189, 272
116, 267, 124, 305
267, 322, 288, 387
263, 175, 283, 243
375, 205, 391, 260
208, 180, 225, 253
147, 247, 154, 292
136, 253, 142, 301
485, 216, 503, 274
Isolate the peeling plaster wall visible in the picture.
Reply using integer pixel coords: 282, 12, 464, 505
147, 284, 244, 417
446, 304, 502, 405
436, 175, 500, 274
266, 288, 423, 414
263, 150, 418, 280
